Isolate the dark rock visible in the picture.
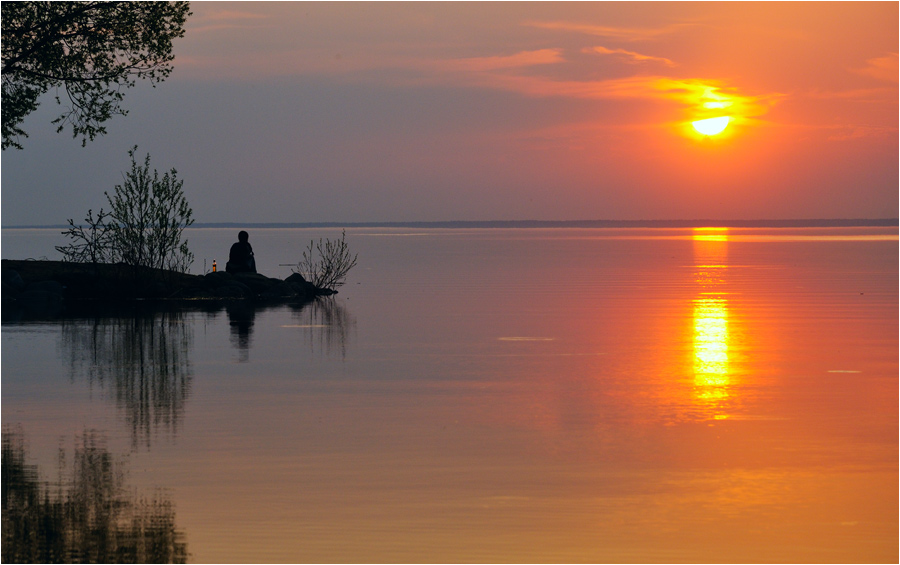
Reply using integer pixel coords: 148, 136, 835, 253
16, 289, 65, 317
287, 284, 314, 301
179, 287, 215, 299
285, 273, 317, 298
260, 281, 297, 300
211, 286, 245, 299
1, 260, 326, 319
27, 280, 65, 295
63, 274, 117, 300
231, 272, 280, 294
202, 271, 233, 288
2, 270, 25, 293
212, 281, 252, 299
285, 272, 307, 285
1, 297, 22, 322
141, 281, 169, 299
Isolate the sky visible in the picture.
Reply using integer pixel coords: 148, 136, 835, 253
2, 1, 898, 226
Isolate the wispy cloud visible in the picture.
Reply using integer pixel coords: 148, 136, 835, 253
442, 49, 564, 72
177, 48, 565, 82
854, 53, 898, 83
803, 87, 897, 101
525, 21, 693, 41
187, 9, 272, 34
824, 125, 897, 141
175, 10, 779, 127
584, 46, 676, 67
202, 10, 270, 22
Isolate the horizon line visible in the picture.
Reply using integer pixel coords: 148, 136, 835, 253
3, 218, 898, 230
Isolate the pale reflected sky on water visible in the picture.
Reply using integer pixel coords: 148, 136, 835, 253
2, 227, 897, 562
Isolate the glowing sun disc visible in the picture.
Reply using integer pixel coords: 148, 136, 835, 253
692, 116, 731, 136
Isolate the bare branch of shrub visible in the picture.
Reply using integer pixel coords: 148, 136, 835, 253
56, 147, 195, 277
55, 208, 114, 264
293, 230, 358, 290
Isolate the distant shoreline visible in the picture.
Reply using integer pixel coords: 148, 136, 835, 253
4, 218, 898, 230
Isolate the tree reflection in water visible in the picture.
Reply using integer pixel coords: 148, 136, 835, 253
2, 426, 186, 564
61, 311, 193, 449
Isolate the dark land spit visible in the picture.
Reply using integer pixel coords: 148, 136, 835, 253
1, 259, 331, 321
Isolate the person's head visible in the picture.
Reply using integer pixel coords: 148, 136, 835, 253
238, 230, 249, 242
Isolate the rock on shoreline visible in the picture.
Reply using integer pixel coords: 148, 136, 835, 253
1, 259, 333, 320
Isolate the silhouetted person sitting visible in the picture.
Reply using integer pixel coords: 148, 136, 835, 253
226, 230, 257, 274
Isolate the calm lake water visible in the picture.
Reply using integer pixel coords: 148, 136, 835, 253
2, 226, 898, 563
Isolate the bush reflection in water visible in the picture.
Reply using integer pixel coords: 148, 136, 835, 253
2, 426, 186, 564
290, 296, 355, 359
61, 310, 193, 450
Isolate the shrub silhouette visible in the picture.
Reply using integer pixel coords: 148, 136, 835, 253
293, 230, 358, 291
57, 147, 194, 276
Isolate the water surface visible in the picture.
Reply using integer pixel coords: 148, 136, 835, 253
3, 227, 897, 562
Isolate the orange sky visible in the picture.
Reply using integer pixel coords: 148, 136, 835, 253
3, 2, 897, 224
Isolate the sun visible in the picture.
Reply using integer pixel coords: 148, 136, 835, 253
692, 116, 731, 136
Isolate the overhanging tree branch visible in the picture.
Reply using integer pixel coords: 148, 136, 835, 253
1, 1, 190, 150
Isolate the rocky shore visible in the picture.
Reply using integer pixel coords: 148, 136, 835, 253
1, 259, 333, 320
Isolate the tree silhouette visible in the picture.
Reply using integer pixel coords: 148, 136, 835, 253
2, 1, 190, 150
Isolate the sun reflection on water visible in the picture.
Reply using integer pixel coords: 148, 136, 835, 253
693, 297, 729, 392
692, 229, 731, 412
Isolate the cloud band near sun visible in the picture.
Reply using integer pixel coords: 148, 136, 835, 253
431, 53, 782, 125
584, 46, 676, 67
524, 20, 696, 42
